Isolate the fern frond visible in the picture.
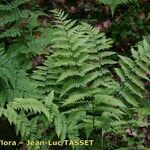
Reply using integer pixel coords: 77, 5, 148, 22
115, 38, 150, 106
10, 98, 50, 120
31, 10, 138, 144
94, 94, 125, 108
98, 0, 137, 14
0, 9, 30, 26
62, 91, 92, 106
0, 28, 21, 38
0, 0, 30, 11
54, 113, 67, 141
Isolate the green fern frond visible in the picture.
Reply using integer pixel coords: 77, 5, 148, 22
115, 38, 150, 106
94, 94, 125, 108
0, 28, 21, 38
0, 92, 60, 140
54, 113, 67, 141
0, 0, 30, 11
98, 0, 137, 14
62, 91, 92, 106
30, 10, 150, 146
0, 0, 48, 69
0, 9, 30, 26
0, 49, 39, 105
10, 98, 50, 120
1, 107, 31, 137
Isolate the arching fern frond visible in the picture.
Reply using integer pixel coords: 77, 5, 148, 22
115, 38, 150, 107
32, 10, 126, 143
10, 98, 50, 120
0, 92, 61, 140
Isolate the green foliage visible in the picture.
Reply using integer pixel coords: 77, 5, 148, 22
106, 3, 150, 52
0, 97, 49, 138
98, 0, 138, 14
0, 47, 38, 107
0, 90, 63, 150
115, 39, 150, 106
31, 9, 126, 148
0, 0, 51, 68
0, 5, 149, 150
0, 0, 30, 10
32, 9, 149, 149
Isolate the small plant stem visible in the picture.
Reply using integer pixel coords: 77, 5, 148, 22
101, 128, 105, 150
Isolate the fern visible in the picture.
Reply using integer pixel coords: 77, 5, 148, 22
115, 39, 150, 107
32, 11, 150, 149
0, 47, 39, 108
0, 6, 149, 150
0, 9, 30, 26
98, 0, 138, 14
0, 0, 30, 11
10, 98, 50, 119
32, 10, 126, 145
0, 91, 62, 146
0, 0, 50, 68
1, 106, 32, 138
